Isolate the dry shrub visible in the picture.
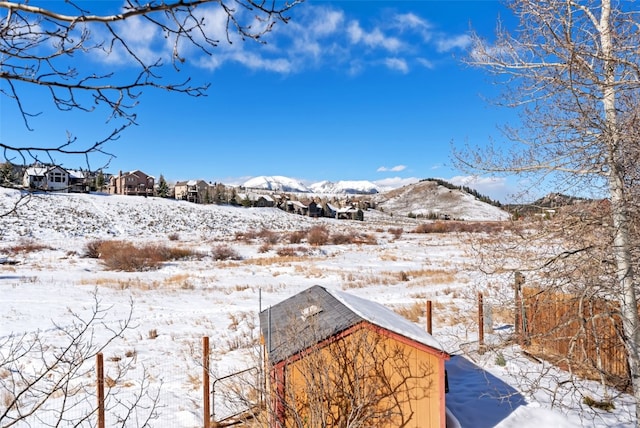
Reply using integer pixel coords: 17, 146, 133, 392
211, 244, 242, 261
307, 225, 329, 246
167, 232, 180, 241
388, 227, 403, 239
93, 240, 198, 271
331, 233, 354, 245
258, 228, 280, 244
84, 239, 104, 258
288, 230, 306, 244
352, 233, 377, 245
413, 221, 507, 234
258, 243, 272, 253
277, 246, 310, 257
7, 239, 51, 254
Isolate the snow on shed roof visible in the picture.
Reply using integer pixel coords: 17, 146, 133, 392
260, 285, 446, 364
326, 287, 446, 352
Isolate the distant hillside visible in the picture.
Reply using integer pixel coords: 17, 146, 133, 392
504, 192, 592, 218
373, 179, 510, 221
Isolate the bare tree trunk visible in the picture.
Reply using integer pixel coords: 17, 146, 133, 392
600, 1, 640, 421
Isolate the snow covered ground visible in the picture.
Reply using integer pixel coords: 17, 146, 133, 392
0, 189, 634, 427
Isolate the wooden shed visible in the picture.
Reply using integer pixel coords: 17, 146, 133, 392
259, 285, 449, 428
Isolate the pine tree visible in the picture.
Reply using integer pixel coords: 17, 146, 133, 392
157, 174, 169, 198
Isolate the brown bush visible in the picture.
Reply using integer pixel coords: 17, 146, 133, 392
307, 225, 329, 246
276, 246, 311, 257
7, 239, 51, 254
211, 245, 242, 261
258, 243, 272, 253
167, 232, 180, 241
288, 230, 306, 244
94, 240, 199, 271
84, 239, 104, 258
258, 228, 280, 245
331, 233, 354, 245
388, 227, 403, 239
413, 221, 506, 234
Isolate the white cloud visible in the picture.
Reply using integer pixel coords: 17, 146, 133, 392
417, 58, 435, 69
393, 12, 433, 42
435, 34, 472, 52
384, 58, 409, 73
347, 21, 402, 51
377, 165, 407, 172
373, 176, 420, 190
448, 175, 512, 202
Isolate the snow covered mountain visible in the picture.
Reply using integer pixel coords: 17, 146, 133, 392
309, 180, 379, 195
242, 176, 311, 192
242, 176, 382, 195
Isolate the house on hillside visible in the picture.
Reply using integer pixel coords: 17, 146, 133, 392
108, 170, 154, 196
307, 200, 323, 217
260, 285, 450, 428
68, 169, 91, 193
23, 165, 69, 192
174, 179, 210, 203
286, 200, 308, 215
337, 205, 364, 221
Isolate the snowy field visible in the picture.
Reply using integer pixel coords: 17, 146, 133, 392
0, 188, 635, 427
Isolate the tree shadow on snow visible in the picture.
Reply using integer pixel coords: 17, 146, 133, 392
446, 355, 526, 428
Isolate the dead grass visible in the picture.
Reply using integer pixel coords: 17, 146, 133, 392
5, 239, 52, 254
393, 301, 425, 323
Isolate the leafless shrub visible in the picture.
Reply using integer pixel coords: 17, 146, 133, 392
211, 245, 242, 261
288, 230, 306, 244
258, 228, 280, 245
0, 292, 159, 426
307, 225, 329, 246
167, 232, 180, 241
96, 240, 199, 271
413, 221, 507, 234
84, 239, 104, 258
331, 233, 354, 245
388, 227, 404, 239
148, 329, 159, 340
6, 239, 51, 254
258, 243, 272, 253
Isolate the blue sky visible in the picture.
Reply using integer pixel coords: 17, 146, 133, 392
2, 1, 524, 202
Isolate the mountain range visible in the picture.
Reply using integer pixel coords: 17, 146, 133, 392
242, 176, 382, 194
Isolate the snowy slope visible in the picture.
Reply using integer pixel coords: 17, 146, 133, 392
374, 179, 510, 221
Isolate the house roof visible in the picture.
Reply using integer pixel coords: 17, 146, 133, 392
259, 285, 447, 364
25, 165, 68, 176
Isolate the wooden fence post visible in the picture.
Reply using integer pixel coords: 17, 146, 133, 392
514, 271, 525, 344
426, 300, 432, 335
97, 353, 105, 428
478, 292, 485, 354
203, 337, 210, 428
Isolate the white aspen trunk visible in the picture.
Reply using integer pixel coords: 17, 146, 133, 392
600, 1, 640, 423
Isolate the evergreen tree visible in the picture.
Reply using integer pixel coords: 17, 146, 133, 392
157, 174, 169, 198
0, 163, 15, 185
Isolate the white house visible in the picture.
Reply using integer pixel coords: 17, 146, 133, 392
23, 165, 69, 192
